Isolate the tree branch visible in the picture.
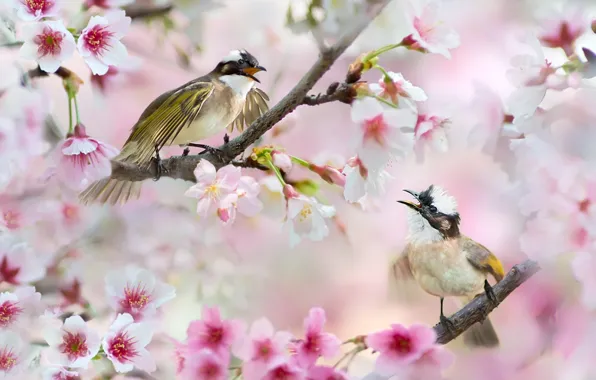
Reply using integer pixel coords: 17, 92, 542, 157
434, 259, 541, 345
109, 0, 392, 183
124, 4, 173, 19
302, 81, 357, 106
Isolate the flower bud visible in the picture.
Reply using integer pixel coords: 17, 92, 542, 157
282, 184, 299, 199
310, 164, 346, 187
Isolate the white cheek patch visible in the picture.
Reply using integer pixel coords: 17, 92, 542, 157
219, 74, 255, 98
222, 49, 246, 63
406, 209, 443, 245
429, 185, 458, 215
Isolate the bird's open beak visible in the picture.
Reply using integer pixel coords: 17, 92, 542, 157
242, 66, 266, 83
397, 189, 421, 211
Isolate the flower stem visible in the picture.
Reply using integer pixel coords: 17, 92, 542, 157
73, 94, 81, 124
265, 156, 286, 185
290, 155, 311, 168
370, 94, 398, 108
374, 64, 391, 80
67, 93, 73, 135
363, 43, 403, 62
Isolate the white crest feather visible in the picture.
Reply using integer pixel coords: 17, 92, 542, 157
222, 49, 246, 63
429, 185, 458, 215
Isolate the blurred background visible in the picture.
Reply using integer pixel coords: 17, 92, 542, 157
2, 0, 596, 378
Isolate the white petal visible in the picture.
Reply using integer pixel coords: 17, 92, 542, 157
38, 57, 62, 74
132, 348, 156, 373
350, 97, 383, 123
126, 322, 153, 348
506, 85, 546, 119
109, 313, 134, 333
101, 39, 128, 67
383, 108, 418, 129
250, 317, 274, 339
84, 55, 109, 76
63, 315, 87, 334
19, 42, 39, 62
135, 268, 156, 293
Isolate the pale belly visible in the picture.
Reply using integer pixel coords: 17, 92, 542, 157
408, 247, 485, 298
171, 94, 243, 145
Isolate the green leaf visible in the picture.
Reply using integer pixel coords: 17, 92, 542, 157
294, 179, 319, 197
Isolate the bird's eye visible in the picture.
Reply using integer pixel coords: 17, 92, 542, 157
237, 59, 245, 65
429, 205, 437, 213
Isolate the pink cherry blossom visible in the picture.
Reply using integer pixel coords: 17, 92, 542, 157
90, 55, 143, 94
104, 265, 176, 321
272, 150, 293, 172
414, 113, 449, 153
186, 305, 246, 360
258, 176, 286, 220
84, 0, 134, 9
54, 124, 120, 192
0, 234, 46, 285
365, 323, 437, 376
350, 97, 415, 170
234, 317, 294, 380
263, 357, 305, 380
0, 286, 42, 330
294, 307, 341, 368
42, 367, 81, 380
571, 250, 596, 309
20, 20, 76, 74
77, 10, 131, 75
538, 6, 586, 57
407, 346, 454, 379
216, 175, 264, 225
307, 365, 348, 380
0, 330, 28, 377
401, 0, 460, 58
44, 315, 101, 368
185, 160, 241, 218
342, 156, 391, 203
102, 313, 156, 373
11, 0, 59, 21
369, 72, 427, 110
285, 195, 336, 248
179, 349, 227, 380
310, 164, 346, 187
172, 338, 188, 375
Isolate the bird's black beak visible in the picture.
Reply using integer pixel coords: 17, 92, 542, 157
241, 66, 266, 83
397, 189, 421, 211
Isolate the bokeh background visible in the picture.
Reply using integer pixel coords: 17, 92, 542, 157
2, 0, 596, 378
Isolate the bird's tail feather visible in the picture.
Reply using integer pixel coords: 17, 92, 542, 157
78, 177, 141, 206
458, 295, 499, 348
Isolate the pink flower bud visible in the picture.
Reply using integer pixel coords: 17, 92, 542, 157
283, 184, 299, 199
272, 150, 293, 172
310, 164, 346, 187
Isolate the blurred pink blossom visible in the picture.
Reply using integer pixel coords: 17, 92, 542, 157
42, 366, 81, 380
571, 250, 596, 309
44, 315, 101, 369
11, 0, 59, 21
263, 357, 305, 380
351, 97, 415, 170
185, 161, 240, 219
307, 365, 348, 380
0, 234, 46, 285
365, 323, 438, 376
179, 349, 227, 380
342, 156, 391, 203
84, 0, 134, 9
102, 313, 156, 373
77, 10, 131, 75
234, 317, 293, 380
369, 71, 427, 110
310, 164, 346, 187
538, 7, 586, 57
0, 330, 28, 377
104, 265, 176, 321
285, 195, 336, 248
53, 124, 120, 192
258, 176, 286, 220
20, 20, 76, 74
414, 113, 449, 153
0, 286, 42, 330
186, 305, 246, 361
272, 150, 293, 172
293, 307, 341, 369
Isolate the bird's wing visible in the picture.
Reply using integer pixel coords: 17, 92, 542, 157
122, 80, 215, 166
463, 237, 505, 282
227, 87, 269, 133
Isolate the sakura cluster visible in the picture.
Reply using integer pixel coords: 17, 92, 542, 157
11, 0, 133, 75
173, 305, 452, 380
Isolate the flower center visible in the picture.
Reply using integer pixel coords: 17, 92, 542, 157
25, 0, 52, 12
108, 332, 138, 363
2, 211, 19, 230
205, 184, 220, 200
0, 301, 23, 328
62, 204, 79, 222
207, 326, 223, 344
200, 362, 221, 378
0, 256, 20, 285
122, 284, 151, 312
0, 348, 17, 371
59, 332, 89, 361
389, 333, 412, 353
298, 204, 313, 222
83, 25, 114, 55
363, 114, 388, 145
578, 198, 590, 213
33, 27, 64, 57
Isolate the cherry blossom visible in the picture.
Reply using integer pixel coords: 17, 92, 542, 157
77, 10, 131, 75
310, 164, 346, 187
401, 0, 460, 59
102, 313, 156, 373
342, 156, 391, 203
11, 0, 59, 21
0, 234, 46, 285
216, 175, 264, 225
42, 367, 81, 380
185, 161, 241, 218
538, 6, 587, 57
263, 357, 305, 380
307, 365, 348, 380
350, 97, 415, 170
0, 330, 28, 377
272, 150, 293, 172
365, 323, 438, 376
44, 315, 101, 368
186, 305, 246, 360
414, 113, 449, 153
104, 265, 176, 321
407, 345, 454, 379
179, 349, 227, 380
285, 194, 336, 248
369, 72, 427, 110
233, 317, 294, 380
571, 250, 596, 309
0, 286, 42, 330
258, 176, 286, 220
294, 307, 340, 369
53, 124, 120, 191
84, 0, 134, 9
20, 20, 76, 74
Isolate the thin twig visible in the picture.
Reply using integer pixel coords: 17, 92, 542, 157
434, 259, 541, 344
108, 0, 393, 183
123, 4, 173, 19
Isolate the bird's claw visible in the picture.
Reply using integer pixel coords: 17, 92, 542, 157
152, 145, 168, 181
440, 314, 456, 335
223, 133, 230, 144
182, 147, 190, 157
484, 279, 498, 306
186, 143, 227, 161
